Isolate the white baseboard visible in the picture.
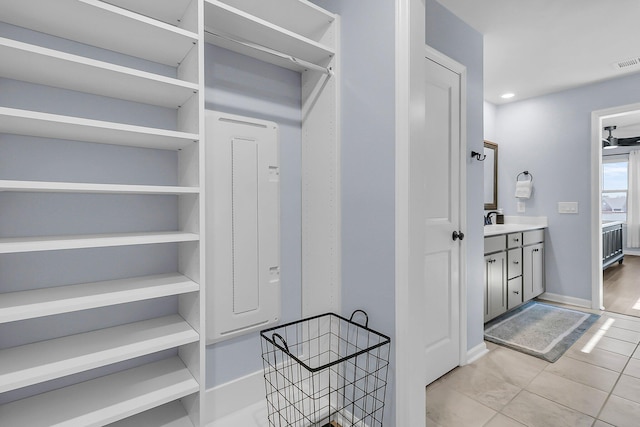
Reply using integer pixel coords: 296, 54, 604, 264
465, 341, 489, 365
204, 370, 265, 425
538, 292, 592, 309
206, 401, 268, 427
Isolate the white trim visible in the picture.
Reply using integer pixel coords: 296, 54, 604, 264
395, 0, 425, 426
465, 342, 489, 365
395, 0, 466, 416
424, 46, 464, 74
591, 102, 640, 311
539, 292, 593, 309
203, 370, 264, 424
206, 400, 267, 427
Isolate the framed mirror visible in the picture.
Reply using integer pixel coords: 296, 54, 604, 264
484, 140, 498, 210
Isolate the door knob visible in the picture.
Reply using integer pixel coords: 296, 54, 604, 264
452, 230, 465, 241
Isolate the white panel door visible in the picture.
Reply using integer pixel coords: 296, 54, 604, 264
422, 56, 462, 385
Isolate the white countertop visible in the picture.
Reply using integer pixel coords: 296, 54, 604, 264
483, 216, 548, 237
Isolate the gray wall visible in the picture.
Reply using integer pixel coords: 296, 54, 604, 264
484, 101, 498, 142
311, 0, 397, 424
492, 72, 640, 301
426, 0, 486, 351
203, 44, 302, 387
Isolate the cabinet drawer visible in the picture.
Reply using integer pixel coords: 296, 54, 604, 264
507, 232, 522, 248
508, 276, 523, 309
485, 235, 506, 254
508, 248, 522, 279
524, 229, 544, 245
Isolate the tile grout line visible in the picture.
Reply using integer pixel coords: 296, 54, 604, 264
482, 347, 549, 427
591, 339, 640, 423
489, 311, 639, 426
432, 310, 640, 427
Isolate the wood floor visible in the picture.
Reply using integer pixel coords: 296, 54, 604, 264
604, 254, 640, 317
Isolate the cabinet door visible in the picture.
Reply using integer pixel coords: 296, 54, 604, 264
508, 276, 523, 309
507, 232, 522, 249
507, 248, 522, 279
523, 242, 544, 300
485, 251, 507, 322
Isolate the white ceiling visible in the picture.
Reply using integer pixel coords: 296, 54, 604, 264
437, 0, 640, 105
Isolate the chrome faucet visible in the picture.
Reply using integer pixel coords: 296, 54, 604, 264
484, 211, 499, 225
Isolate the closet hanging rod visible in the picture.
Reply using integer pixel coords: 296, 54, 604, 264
204, 29, 333, 76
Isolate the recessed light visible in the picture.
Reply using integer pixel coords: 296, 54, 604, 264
501, 92, 515, 99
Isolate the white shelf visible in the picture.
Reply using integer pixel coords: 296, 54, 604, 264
109, 401, 194, 427
219, 0, 334, 40
0, 38, 198, 108
103, 0, 195, 28
0, 356, 199, 426
204, 0, 334, 67
0, 0, 197, 66
0, 315, 198, 393
0, 273, 199, 324
0, 107, 199, 150
0, 0, 205, 423
0, 180, 199, 195
0, 231, 199, 254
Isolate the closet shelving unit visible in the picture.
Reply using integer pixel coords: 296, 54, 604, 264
0, 0, 204, 426
0, 0, 339, 423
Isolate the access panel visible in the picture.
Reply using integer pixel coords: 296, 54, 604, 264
205, 111, 280, 343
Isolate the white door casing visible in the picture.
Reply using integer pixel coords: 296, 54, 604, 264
590, 103, 640, 311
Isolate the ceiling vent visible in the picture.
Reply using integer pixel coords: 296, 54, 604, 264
612, 57, 640, 70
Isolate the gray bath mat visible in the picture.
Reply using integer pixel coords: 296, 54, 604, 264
484, 301, 600, 362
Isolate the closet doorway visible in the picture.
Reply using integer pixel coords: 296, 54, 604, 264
591, 103, 640, 317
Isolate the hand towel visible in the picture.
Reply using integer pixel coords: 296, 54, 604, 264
515, 180, 532, 199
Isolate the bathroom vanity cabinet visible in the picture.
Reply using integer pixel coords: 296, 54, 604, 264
484, 227, 545, 322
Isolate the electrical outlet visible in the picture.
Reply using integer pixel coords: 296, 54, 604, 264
558, 202, 578, 214
517, 201, 525, 213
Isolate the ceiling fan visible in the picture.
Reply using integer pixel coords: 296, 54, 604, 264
602, 125, 640, 149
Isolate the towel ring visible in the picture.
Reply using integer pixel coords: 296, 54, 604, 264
517, 171, 533, 181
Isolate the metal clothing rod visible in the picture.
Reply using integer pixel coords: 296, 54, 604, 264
204, 29, 333, 76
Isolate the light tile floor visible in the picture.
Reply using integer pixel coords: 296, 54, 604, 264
427, 309, 640, 427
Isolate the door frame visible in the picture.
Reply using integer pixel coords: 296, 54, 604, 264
590, 102, 640, 310
395, 8, 468, 418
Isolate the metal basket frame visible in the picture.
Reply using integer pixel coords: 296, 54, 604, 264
261, 310, 391, 427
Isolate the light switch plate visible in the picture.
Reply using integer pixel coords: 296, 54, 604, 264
558, 201, 578, 214
517, 201, 525, 213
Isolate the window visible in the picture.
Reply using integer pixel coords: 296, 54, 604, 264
602, 156, 628, 222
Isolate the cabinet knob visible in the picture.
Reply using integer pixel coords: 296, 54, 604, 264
513, 260, 519, 265
513, 290, 520, 295
514, 238, 520, 242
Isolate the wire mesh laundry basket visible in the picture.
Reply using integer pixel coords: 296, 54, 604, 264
260, 310, 391, 427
